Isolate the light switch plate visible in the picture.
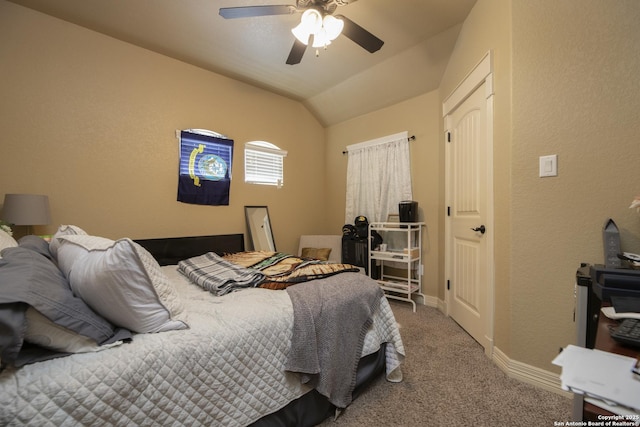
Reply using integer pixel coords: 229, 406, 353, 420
539, 154, 557, 177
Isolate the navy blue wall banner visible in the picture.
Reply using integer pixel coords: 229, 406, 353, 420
178, 131, 234, 206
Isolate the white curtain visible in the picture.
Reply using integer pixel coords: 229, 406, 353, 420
345, 131, 413, 224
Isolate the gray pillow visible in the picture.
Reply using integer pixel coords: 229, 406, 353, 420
62, 236, 188, 333
0, 247, 127, 366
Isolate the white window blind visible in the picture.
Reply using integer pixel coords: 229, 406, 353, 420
244, 141, 287, 186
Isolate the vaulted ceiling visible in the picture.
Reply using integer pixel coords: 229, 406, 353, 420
8, 0, 477, 126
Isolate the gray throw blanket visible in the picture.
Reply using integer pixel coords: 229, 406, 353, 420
285, 273, 383, 408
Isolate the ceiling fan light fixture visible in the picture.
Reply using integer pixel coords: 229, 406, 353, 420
322, 15, 344, 41
311, 29, 331, 48
292, 9, 322, 44
291, 23, 312, 44
292, 8, 343, 48
301, 9, 323, 32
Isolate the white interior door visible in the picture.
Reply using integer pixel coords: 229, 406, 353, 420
444, 54, 494, 354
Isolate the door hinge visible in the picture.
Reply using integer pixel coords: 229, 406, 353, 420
447, 206, 451, 216
447, 132, 451, 142
447, 279, 450, 290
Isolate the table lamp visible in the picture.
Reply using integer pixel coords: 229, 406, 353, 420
2, 193, 51, 236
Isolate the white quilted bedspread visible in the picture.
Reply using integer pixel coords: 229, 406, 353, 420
0, 268, 404, 427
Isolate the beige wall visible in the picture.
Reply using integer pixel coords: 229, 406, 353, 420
509, 0, 640, 368
440, 0, 640, 373
0, 1, 327, 255
325, 92, 442, 298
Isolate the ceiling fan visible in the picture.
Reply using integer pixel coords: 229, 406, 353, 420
219, 0, 384, 65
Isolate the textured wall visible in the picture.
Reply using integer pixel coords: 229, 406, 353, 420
0, 1, 326, 255
439, 0, 640, 372
510, 0, 640, 368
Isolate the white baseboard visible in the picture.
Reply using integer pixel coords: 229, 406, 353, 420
492, 347, 571, 398
420, 294, 439, 308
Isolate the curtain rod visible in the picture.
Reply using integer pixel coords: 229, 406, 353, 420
342, 135, 416, 155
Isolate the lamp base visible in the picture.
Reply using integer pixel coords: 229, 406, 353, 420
11, 225, 34, 240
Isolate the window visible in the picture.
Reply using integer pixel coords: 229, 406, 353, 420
244, 141, 287, 187
345, 131, 412, 222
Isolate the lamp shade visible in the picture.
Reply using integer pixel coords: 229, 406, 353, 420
2, 194, 51, 225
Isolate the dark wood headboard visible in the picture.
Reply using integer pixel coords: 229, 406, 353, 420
135, 233, 245, 266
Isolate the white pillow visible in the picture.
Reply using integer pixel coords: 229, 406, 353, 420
56, 235, 114, 279
0, 228, 18, 258
49, 224, 88, 259
67, 237, 189, 333
25, 307, 123, 354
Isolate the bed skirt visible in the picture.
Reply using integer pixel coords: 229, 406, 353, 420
251, 344, 386, 427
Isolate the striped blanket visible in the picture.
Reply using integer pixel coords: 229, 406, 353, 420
177, 252, 265, 296
178, 251, 360, 295
223, 251, 361, 290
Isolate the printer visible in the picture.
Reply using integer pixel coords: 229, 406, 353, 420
575, 263, 640, 349
589, 264, 640, 301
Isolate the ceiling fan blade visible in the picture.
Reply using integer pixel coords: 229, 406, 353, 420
286, 39, 308, 65
219, 5, 298, 19
336, 15, 384, 53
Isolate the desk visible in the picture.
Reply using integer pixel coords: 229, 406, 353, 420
573, 264, 640, 420
582, 308, 640, 421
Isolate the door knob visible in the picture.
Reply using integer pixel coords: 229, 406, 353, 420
471, 225, 486, 234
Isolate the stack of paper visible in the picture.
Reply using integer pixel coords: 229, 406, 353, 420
601, 306, 640, 320
553, 345, 640, 414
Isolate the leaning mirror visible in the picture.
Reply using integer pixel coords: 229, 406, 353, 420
244, 206, 276, 251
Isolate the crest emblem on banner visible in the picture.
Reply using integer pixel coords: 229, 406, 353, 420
178, 130, 233, 206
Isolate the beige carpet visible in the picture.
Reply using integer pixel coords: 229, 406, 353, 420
322, 301, 573, 426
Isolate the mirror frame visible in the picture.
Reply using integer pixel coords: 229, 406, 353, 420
244, 205, 276, 251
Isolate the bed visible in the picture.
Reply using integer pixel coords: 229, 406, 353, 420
0, 227, 405, 426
